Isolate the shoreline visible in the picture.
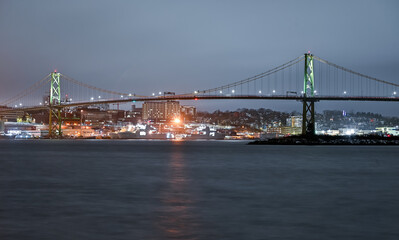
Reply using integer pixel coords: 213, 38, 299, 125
249, 135, 399, 145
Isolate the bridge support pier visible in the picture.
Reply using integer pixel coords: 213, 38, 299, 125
48, 107, 62, 138
302, 53, 316, 137
302, 98, 315, 137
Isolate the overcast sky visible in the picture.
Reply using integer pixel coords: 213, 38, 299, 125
1, 0, 398, 115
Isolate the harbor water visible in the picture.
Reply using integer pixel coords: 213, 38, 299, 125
0, 140, 398, 240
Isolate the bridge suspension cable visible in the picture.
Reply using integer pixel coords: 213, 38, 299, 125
195, 55, 305, 95
314, 56, 399, 88
60, 74, 149, 99
0, 74, 51, 106
60, 74, 130, 97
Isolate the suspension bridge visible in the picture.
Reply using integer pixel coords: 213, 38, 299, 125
1, 53, 398, 138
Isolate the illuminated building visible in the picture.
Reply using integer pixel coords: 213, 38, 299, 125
142, 101, 180, 121
180, 105, 196, 116
124, 105, 142, 124
281, 126, 302, 135
286, 116, 302, 127
376, 127, 399, 136
266, 127, 281, 134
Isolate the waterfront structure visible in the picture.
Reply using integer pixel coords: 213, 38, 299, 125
266, 126, 282, 134
376, 127, 399, 136
286, 116, 302, 128
181, 105, 196, 116
266, 126, 302, 136
281, 126, 302, 135
124, 106, 142, 124
142, 101, 180, 121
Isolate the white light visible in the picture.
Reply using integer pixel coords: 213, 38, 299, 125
219, 90, 222, 94
194, 91, 198, 94
301, 91, 304, 94
98, 96, 101, 99
121, 95, 124, 98
394, 91, 397, 95
159, 92, 162, 95
232, 90, 235, 93
258, 90, 262, 94
90, 97, 94, 100
39, 102, 42, 105
70, 98, 72, 101
14, 105, 17, 107
272, 90, 276, 93
19, 103, 22, 106
173, 118, 181, 124
314, 90, 317, 93
345, 129, 356, 135
343, 91, 347, 94
128, 93, 132, 96
152, 93, 155, 96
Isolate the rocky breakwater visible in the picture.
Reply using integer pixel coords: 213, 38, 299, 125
249, 135, 399, 145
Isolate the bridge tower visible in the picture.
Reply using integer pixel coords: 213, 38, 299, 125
302, 53, 316, 136
48, 71, 62, 138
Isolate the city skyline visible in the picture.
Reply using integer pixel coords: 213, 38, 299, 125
1, 0, 399, 115
1, 2, 399, 239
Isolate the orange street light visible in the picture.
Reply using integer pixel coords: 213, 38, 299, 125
173, 118, 181, 124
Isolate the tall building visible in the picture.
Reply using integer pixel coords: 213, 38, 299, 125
282, 116, 303, 135
124, 105, 142, 124
286, 116, 302, 127
142, 101, 180, 121
180, 105, 196, 116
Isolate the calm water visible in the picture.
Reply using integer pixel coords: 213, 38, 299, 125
0, 140, 398, 240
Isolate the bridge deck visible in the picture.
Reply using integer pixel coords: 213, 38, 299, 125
1, 95, 398, 113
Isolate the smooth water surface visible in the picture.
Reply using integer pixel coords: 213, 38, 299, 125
0, 140, 398, 240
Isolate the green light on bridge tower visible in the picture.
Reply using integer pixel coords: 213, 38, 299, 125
303, 53, 314, 97
49, 71, 62, 138
302, 53, 316, 136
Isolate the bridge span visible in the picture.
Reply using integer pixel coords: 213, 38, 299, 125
1, 53, 398, 138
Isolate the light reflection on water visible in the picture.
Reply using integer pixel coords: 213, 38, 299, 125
157, 144, 198, 239
0, 140, 398, 240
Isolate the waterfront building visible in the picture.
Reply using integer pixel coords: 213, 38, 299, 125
281, 126, 302, 135
376, 127, 399, 136
123, 105, 142, 124
286, 116, 302, 127
180, 105, 196, 116
0, 106, 24, 122
266, 126, 281, 134
2, 122, 44, 138
142, 101, 180, 121
180, 105, 196, 121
